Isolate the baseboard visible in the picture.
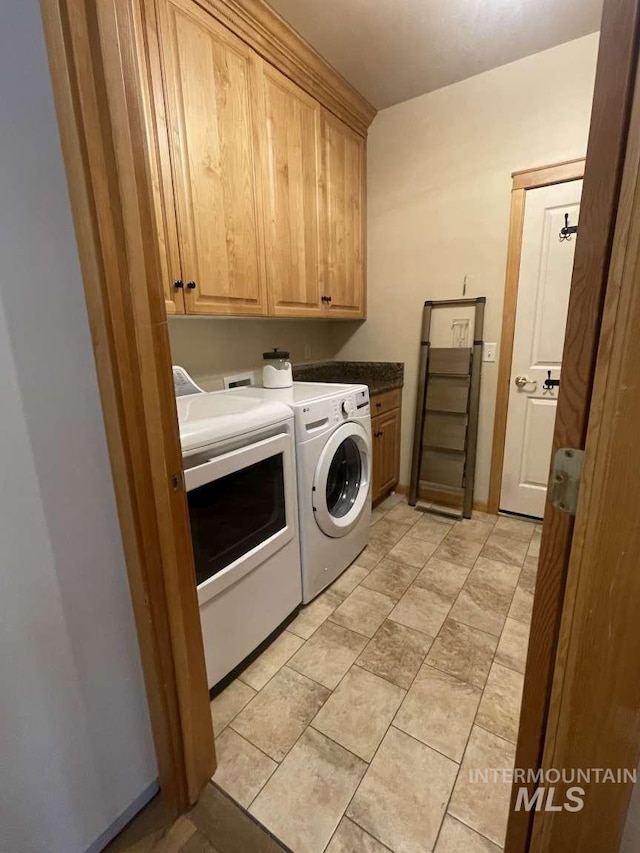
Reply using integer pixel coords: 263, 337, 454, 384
85, 779, 160, 853
396, 484, 489, 514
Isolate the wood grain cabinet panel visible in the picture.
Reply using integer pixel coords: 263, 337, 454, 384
258, 64, 324, 316
155, 0, 267, 315
321, 110, 366, 318
371, 404, 401, 504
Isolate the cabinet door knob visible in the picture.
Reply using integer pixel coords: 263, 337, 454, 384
186, 280, 197, 290
174, 279, 184, 289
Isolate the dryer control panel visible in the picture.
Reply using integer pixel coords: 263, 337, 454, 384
297, 386, 370, 438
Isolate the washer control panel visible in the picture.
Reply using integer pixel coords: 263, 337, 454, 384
298, 386, 370, 435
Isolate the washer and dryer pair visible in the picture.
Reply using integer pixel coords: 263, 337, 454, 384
230, 382, 372, 603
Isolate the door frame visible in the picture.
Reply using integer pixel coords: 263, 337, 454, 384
505, 0, 640, 848
39, 0, 216, 813
487, 158, 585, 517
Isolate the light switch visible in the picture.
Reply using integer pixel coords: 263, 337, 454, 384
483, 342, 497, 363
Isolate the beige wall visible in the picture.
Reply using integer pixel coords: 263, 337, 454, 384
168, 316, 338, 390
332, 33, 599, 504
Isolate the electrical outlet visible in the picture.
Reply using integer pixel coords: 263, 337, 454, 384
483, 342, 497, 363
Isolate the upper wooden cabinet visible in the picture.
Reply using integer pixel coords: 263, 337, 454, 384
321, 111, 366, 318
259, 64, 324, 317
140, 0, 373, 319
155, 0, 267, 316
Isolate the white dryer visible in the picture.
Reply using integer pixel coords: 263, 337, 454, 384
231, 383, 372, 602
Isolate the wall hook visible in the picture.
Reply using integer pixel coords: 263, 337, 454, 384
559, 212, 578, 242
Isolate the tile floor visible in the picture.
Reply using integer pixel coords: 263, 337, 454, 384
210, 494, 540, 853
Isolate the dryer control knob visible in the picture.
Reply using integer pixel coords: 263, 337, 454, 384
341, 398, 355, 417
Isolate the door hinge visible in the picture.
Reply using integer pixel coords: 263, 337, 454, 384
170, 471, 185, 493
549, 447, 584, 515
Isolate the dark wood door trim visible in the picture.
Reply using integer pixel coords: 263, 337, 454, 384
505, 0, 640, 849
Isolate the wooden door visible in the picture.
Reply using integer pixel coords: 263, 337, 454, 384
501, 180, 583, 518
372, 409, 400, 501
155, 0, 267, 316
258, 63, 323, 317
321, 110, 365, 318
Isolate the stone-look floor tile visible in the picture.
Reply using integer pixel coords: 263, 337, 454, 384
288, 621, 367, 689
435, 815, 501, 852
189, 782, 287, 853
413, 556, 472, 600
357, 546, 385, 570
385, 503, 423, 525
508, 582, 534, 625
495, 617, 530, 674
426, 619, 498, 689
238, 631, 304, 691
326, 817, 389, 853
476, 662, 524, 744
250, 727, 366, 853
212, 728, 276, 808
480, 533, 528, 566
360, 557, 421, 601
394, 665, 481, 762
449, 557, 521, 637
370, 507, 388, 526
494, 516, 536, 541
407, 515, 453, 545
210, 680, 256, 736
312, 666, 405, 761
527, 530, 541, 559
288, 588, 343, 640
377, 492, 405, 511
368, 519, 413, 555
390, 585, 453, 637
357, 619, 433, 689
387, 535, 439, 568
347, 726, 458, 853
520, 557, 538, 592
451, 518, 495, 543
436, 536, 484, 568
329, 585, 396, 638
180, 830, 217, 852
231, 667, 329, 761
449, 726, 516, 847
472, 509, 498, 522
330, 563, 371, 599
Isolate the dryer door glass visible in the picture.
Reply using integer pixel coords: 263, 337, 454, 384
326, 437, 362, 518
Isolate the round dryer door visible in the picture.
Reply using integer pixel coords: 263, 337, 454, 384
312, 422, 371, 538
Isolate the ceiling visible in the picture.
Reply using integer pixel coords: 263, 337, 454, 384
266, 0, 603, 109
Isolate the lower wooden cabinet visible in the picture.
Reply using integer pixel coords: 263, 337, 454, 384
371, 391, 402, 504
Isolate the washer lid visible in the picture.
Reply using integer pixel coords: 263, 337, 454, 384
177, 391, 291, 453
312, 421, 371, 538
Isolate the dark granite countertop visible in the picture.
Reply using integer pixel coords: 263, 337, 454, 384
292, 360, 404, 396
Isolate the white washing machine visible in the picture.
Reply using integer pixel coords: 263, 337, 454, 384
231, 383, 372, 602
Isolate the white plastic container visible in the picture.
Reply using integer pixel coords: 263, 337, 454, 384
262, 348, 293, 388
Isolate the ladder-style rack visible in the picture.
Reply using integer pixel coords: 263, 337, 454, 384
409, 297, 485, 519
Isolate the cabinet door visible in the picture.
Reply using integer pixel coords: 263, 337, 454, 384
259, 64, 323, 316
156, 0, 267, 315
321, 110, 366, 318
372, 408, 401, 502
138, 0, 185, 314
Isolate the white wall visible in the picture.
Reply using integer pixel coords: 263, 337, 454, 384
169, 315, 339, 390
0, 6, 157, 852
332, 34, 600, 502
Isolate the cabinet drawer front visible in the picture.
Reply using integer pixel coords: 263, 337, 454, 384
371, 388, 401, 417
421, 450, 465, 489
425, 377, 469, 414
423, 413, 467, 451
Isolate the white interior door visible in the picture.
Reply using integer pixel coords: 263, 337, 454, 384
501, 179, 582, 518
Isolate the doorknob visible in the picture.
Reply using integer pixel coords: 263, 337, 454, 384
514, 375, 537, 389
